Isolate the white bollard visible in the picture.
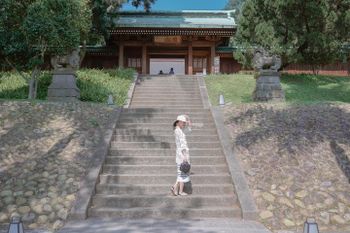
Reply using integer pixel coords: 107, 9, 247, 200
219, 94, 225, 106
107, 94, 114, 105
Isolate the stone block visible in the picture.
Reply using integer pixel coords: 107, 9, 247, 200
48, 71, 80, 101
253, 71, 285, 102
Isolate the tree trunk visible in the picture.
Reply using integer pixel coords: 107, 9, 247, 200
79, 41, 86, 67
28, 67, 40, 99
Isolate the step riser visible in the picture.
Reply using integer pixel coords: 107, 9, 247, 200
111, 142, 221, 149
118, 118, 210, 124
109, 150, 223, 156
123, 109, 210, 113
105, 157, 226, 165
96, 185, 235, 195
132, 95, 202, 102
102, 166, 229, 174
114, 129, 217, 135
134, 88, 200, 91
88, 209, 241, 218
120, 113, 210, 118
92, 197, 237, 208
115, 128, 215, 132
132, 95, 202, 99
99, 175, 233, 184
130, 105, 204, 108
116, 124, 216, 129
133, 91, 201, 94
112, 135, 219, 142
131, 98, 203, 106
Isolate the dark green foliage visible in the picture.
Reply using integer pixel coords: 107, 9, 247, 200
90, 0, 156, 44
234, 0, 350, 69
23, 0, 91, 56
0, 0, 91, 69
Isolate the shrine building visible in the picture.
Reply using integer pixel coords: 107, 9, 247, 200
82, 10, 241, 74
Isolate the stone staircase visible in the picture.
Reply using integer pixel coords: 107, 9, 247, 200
88, 75, 242, 219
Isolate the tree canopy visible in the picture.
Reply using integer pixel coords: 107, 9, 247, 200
0, 0, 91, 70
234, 0, 350, 69
90, 0, 156, 43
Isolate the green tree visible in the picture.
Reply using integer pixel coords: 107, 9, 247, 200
234, 0, 350, 71
90, 0, 156, 44
0, 0, 91, 99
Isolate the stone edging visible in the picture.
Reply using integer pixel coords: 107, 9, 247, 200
197, 76, 211, 109
196, 75, 258, 220
211, 106, 258, 220
68, 108, 122, 220
124, 72, 139, 108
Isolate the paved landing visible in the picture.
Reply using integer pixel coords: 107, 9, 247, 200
58, 218, 271, 233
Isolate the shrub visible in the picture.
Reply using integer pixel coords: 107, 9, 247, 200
0, 68, 134, 104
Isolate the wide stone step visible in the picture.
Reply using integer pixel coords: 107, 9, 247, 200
131, 97, 202, 101
99, 174, 233, 184
133, 90, 201, 95
120, 113, 211, 119
136, 86, 199, 90
88, 206, 241, 218
116, 123, 214, 129
109, 148, 223, 156
130, 104, 204, 108
112, 135, 219, 142
58, 218, 275, 233
130, 100, 203, 105
102, 165, 229, 174
132, 94, 201, 98
105, 156, 226, 165
114, 128, 218, 136
91, 195, 237, 209
124, 108, 210, 113
96, 184, 235, 195
118, 117, 211, 124
110, 142, 221, 149
136, 85, 199, 90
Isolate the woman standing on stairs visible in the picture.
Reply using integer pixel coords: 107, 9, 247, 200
171, 115, 191, 196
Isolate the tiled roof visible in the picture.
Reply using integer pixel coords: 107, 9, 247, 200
113, 10, 236, 29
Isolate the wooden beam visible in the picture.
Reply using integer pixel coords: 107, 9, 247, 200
142, 45, 147, 74
210, 43, 215, 74
188, 43, 193, 75
118, 44, 124, 68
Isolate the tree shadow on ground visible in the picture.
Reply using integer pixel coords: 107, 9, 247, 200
226, 103, 350, 182
0, 100, 117, 229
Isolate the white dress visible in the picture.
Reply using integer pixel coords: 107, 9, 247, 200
174, 126, 190, 182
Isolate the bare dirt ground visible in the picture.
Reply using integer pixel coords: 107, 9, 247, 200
0, 100, 119, 232
224, 103, 350, 232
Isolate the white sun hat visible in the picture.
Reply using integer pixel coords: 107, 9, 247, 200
173, 115, 187, 126
176, 115, 187, 122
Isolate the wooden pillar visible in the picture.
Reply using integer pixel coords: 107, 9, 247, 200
118, 44, 124, 68
188, 43, 193, 75
210, 43, 215, 74
142, 45, 147, 74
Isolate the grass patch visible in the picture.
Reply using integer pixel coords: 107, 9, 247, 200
205, 74, 255, 105
0, 68, 135, 105
205, 73, 350, 105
